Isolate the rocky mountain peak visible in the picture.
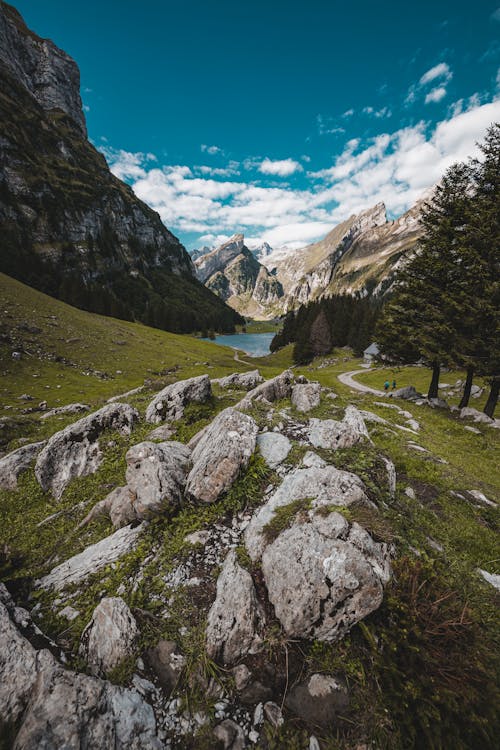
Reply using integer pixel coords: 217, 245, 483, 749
194, 234, 247, 283
352, 202, 387, 234
0, 2, 87, 135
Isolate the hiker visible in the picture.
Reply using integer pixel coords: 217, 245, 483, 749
384, 380, 390, 393
392, 379, 397, 390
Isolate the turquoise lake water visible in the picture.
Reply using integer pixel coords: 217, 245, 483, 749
202, 332, 274, 357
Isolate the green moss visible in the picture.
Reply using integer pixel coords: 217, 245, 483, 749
262, 498, 313, 543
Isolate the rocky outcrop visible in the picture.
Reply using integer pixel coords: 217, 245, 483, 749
212, 370, 263, 390
391, 385, 422, 400
83, 440, 192, 527
38, 523, 145, 591
206, 550, 264, 665
34, 403, 138, 499
0, 585, 160, 749
292, 382, 321, 412
256, 432, 292, 468
237, 370, 294, 409
80, 597, 139, 675
40, 403, 90, 420
245, 461, 368, 561
0, 440, 45, 490
261, 512, 391, 641
308, 406, 370, 451
186, 408, 258, 503
145, 375, 211, 424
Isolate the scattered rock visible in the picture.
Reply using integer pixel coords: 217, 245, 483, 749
308, 406, 370, 451
206, 550, 264, 666
231, 664, 252, 692
286, 673, 349, 726
477, 569, 500, 591
257, 432, 292, 468
38, 523, 145, 591
381, 456, 396, 498
237, 370, 294, 409
0, 441, 46, 490
405, 486, 416, 500
464, 425, 481, 434
107, 386, 144, 404
80, 597, 139, 675
428, 397, 449, 409
34, 403, 138, 499
245, 464, 368, 561
261, 512, 391, 641
459, 407, 493, 424
40, 403, 90, 420
212, 370, 263, 390
213, 719, 246, 750
145, 375, 211, 424
145, 640, 185, 696
291, 382, 321, 412
186, 408, 258, 503
18, 393, 33, 401
0, 587, 160, 749
467, 490, 496, 507
146, 425, 175, 441
263, 701, 283, 728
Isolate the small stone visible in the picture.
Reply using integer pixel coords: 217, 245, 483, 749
405, 487, 416, 500
263, 701, 283, 727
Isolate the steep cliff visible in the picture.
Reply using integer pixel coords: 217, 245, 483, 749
195, 234, 284, 319
0, 3, 241, 333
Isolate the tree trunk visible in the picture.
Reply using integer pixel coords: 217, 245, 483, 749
427, 361, 440, 399
483, 378, 500, 419
458, 366, 474, 409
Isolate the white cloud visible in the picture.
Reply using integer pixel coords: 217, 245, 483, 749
492, 8, 500, 21
419, 62, 452, 86
200, 144, 223, 155
425, 86, 447, 104
83, 104, 90, 112
342, 108, 354, 118
363, 106, 392, 118
104, 97, 500, 251
258, 158, 303, 176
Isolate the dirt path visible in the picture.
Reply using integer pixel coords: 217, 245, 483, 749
337, 368, 386, 396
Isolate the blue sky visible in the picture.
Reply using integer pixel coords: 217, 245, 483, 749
15, 0, 500, 250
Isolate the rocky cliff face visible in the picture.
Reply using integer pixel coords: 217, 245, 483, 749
268, 198, 426, 312
0, 3, 241, 333
194, 234, 284, 319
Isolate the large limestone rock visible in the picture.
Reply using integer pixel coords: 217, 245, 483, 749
391, 385, 421, 400
308, 406, 370, 451
292, 382, 321, 412
245, 463, 368, 561
256, 432, 292, 468
459, 407, 494, 424
206, 550, 264, 665
145, 375, 211, 424
38, 523, 145, 591
80, 597, 139, 675
0, 441, 46, 490
84, 441, 192, 527
212, 370, 263, 390
186, 408, 258, 503
261, 512, 390, 641
34, 403, 138, 499
0, 586, 160, 749
237, 370, 294, 409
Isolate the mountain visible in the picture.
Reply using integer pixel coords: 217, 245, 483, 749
250, 241, 273, 261
271, 198, 426, 311
0, 3, 241, 333
189, 245, 212, 262
193, 234, 284, 318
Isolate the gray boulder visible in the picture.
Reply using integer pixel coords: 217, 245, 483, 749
390, 385, 421, 400
145, 375, 211, 424
213, 719, 246, 750
212, 370, 263, 390
308, 406, 370, 451
40, 403, 90, 420
291, 382, 321, 412
261, 512, 391, 641
460, 407, 493, 424
186, 408, 258, 503
38, 523, 145, 591
237, 370, 294, 409
286, 673, 349, 726
0, 587, 160, 749
146, 425, 175, 441
206, 550, 264, 665
245, 464, 368, 562
80, 597, 139, 676
257, 432, 292, 468
0, 441, 46, 490
34, 403, 138, 499
145, 640, 185, 696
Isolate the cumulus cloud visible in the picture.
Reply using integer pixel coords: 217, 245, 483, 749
201, 144, 223, 155
419, 62, 452, 86
258, 158, 303, 176
104, 98, 500, 249
425, 86, 448, 104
